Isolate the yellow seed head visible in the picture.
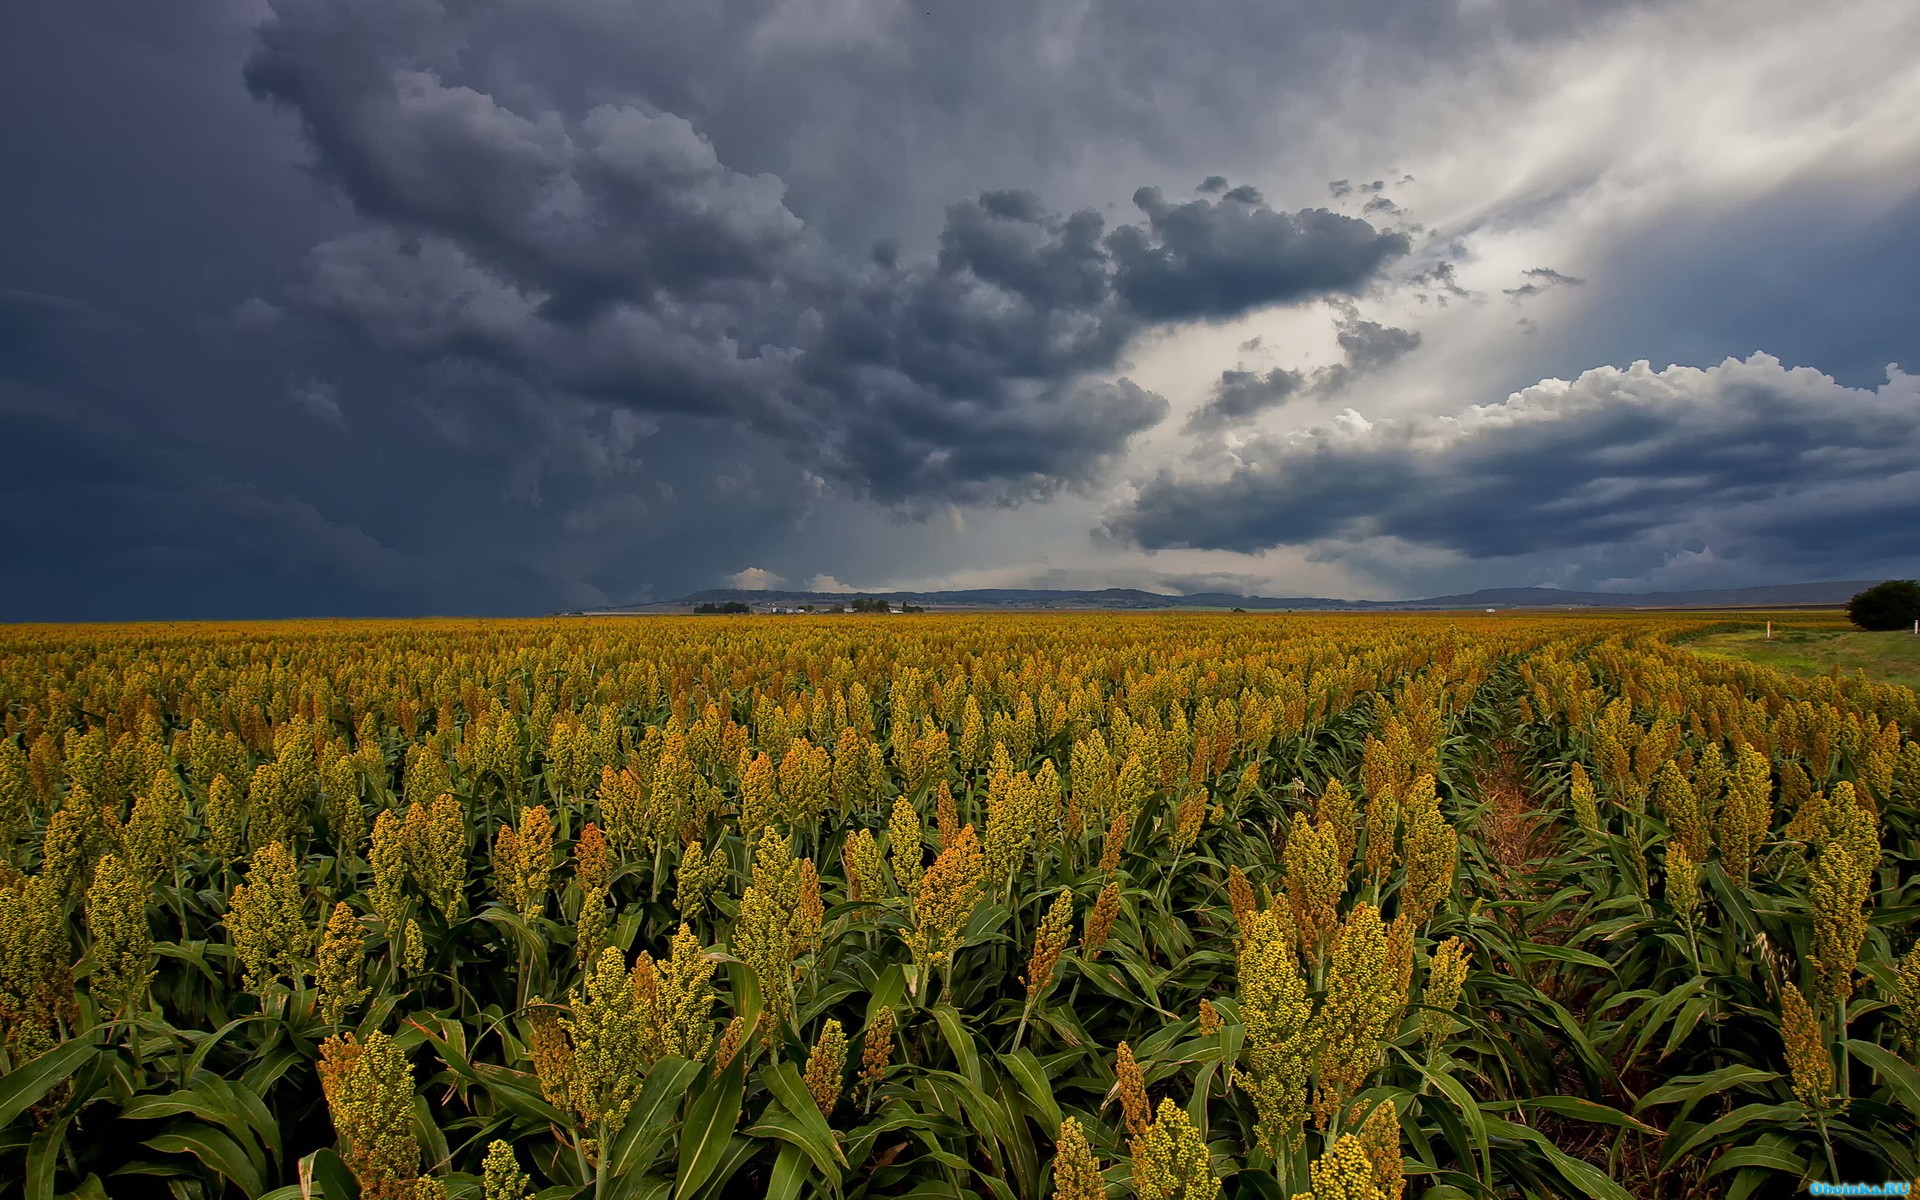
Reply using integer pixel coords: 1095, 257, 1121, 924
858, 1005, 895, 1101
1051, 1115, 1105, 1200
1890, 942, 1920, 1052
1568, 762, 1600, 836
1715, 743, 1772, 886
404, 794, 468, 921
1398, 800, 1458, 929
1809, 782, 1876, 1012
204, 773, 246, 864
647, 923, 716, 1062
526, 1005, 575, 1108
319, 1031, 421, 1200
713, 1013, 750, 1072
1235, 906, 1314, 1157
1779, 980, 1842, 1114
369, 809, 408, 933
1083, 879, 1122, 960
123, 769, 186, 884
1315, 902, 1396, 1126
1025, 888, 1074, 1002
0, 872, 74, 1059
576, 822, 612, 893
1129, 1097, 1220, 1200
842, 827, 887, 904
1665, 844, 1702, 933
1113, 1041, 1151, 1138
504, 805, 554, 920
481, 1140, 532, 1200
317, 900, 369, 1026
733, 883, 795, 1037
888, 797, 925, 898
227, 841, 309, 993
84, 851, 154, 1017
1096, 808, 1132, 875
1653, 761, 1710, 862
1315, 778, 1358, 865
777, 737, 832, 824
565, 946, 649, 1134
401, 918, 426, 972
1284, 817, 1342, 957
803, 1017, 847, 1117
321, 752, 368, 859
675, 839, 727, 920
1421, 937, 1470, 1057
1303, 1133, 1387, 1200
1357, 1100, 1405, 1200
1225, 865, 1257, 927
904, 823, 985, 976
1198, 999, 1223, 1037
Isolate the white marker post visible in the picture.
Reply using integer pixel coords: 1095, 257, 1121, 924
1766, 621, 1771, 640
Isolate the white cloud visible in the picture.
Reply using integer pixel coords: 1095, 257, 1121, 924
1112, 354, 1920, 591
725, 566, 784, 589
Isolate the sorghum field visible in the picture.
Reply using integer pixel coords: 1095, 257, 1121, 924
1, 614, 1916, 1200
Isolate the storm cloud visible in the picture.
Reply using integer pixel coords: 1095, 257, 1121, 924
244, 0, 1406, 505
1115, 354, 1920, 582
1185, 308, 1421, 431
4, 0, 1918, 617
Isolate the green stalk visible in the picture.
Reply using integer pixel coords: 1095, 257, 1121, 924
593, 1118, 609, 1200
1813, 1109, 1840, 1182
1834, 998, 1850, 1104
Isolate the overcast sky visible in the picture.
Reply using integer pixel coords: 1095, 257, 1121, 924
4, 0, 1917, 618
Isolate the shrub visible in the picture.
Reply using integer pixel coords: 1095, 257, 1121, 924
1846, 579, 1920, 630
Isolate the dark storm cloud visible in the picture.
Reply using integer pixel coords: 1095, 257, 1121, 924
13, 0, 1912, 620
245, 0, 1407, 503
1184, 368, 1306, 432
1106, 187, 1409, 322
1504, 266, 1586, 299
244, 0, 818, 321
1185, 309, 1421, 431
1410, 261, 1473, 304
1336, 316, 1423, 370
1115, 354, 1920, 582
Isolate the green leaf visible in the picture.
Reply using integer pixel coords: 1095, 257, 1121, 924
1659, 1103, 1800, 1166
1634, 1065, 1778, 1112
1850, 1040, 1920, 1117
675, 1060, 745, 1199
746, 1102, 843, 1185
608, 1056, 703, 1179
1511, 942, 1614, 970
764, 1142, 811, 1200
1408, 1059, 1488, 1186
0, 1039, 96, 1128
303, 1148, 360, 1200
1520, 1095, 1657, 1134
26, 1116, 70, 1200
681, 1136, 757, 1200
931, 1005, 981, 1087
414, 1093, 452, 1175
1481, 1116, 1632, 1200
1703, 1144, 1809, 1177
144, 1126, 266, 1198
998, 1050, 1061, 1130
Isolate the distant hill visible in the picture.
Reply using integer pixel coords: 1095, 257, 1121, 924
570, 579, 1884, 614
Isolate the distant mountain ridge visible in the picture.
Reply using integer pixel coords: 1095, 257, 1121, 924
579, 579, 1883, 614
